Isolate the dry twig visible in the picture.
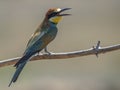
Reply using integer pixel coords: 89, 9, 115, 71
0, 41, 120, 68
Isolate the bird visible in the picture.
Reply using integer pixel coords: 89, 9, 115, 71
8, 8, 71, 87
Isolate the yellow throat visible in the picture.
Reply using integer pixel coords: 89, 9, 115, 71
50, 16, 62, 24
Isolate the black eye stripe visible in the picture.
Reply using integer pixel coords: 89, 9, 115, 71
48, 12, 58, 19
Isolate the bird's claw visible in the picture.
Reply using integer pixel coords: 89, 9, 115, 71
44, 47, 52, 55
45, 51, 52, 55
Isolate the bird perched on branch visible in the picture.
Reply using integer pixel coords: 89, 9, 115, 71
8, 8, 71, 87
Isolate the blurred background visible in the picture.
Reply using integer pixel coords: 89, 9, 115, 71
0, 0, 120, 90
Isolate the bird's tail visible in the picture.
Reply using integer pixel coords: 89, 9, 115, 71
8, 61, 27, 87
8, 53, 34, 87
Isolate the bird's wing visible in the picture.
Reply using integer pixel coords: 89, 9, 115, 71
24, 27, 47, 55
26, 28, 41, 48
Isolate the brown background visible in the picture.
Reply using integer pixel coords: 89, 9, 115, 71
0, 0, 120, 90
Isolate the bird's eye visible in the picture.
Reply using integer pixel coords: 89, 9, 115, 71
48, 12, 57, 19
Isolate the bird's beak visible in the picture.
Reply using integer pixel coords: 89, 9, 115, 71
57, 8, 71, 16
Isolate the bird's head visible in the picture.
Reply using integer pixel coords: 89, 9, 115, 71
45, 8, 71, 24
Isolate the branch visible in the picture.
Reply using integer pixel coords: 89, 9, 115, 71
0, 41, 120, 68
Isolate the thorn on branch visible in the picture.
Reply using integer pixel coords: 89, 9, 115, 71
93, 41, 101, 58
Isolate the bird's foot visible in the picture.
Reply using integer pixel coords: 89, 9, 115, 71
35, 52, 43, 56
44, 50, 52, 55
44, 47, 52, 55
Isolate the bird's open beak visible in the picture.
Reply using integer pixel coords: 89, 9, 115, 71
57, 8, 71, 16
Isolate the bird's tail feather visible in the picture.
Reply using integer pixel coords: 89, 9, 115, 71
8, 53, 35, 87
8, 62, 27, 87
14, 53, 34, 68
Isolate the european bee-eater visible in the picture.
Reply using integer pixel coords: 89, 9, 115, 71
8, 8, 71, 86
